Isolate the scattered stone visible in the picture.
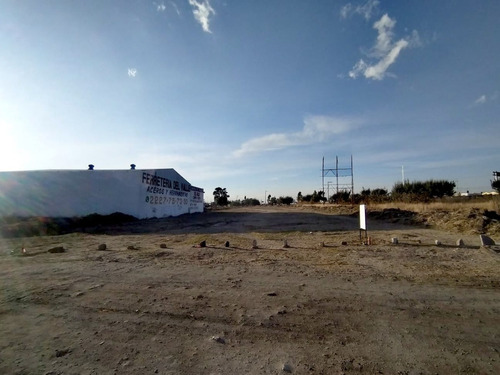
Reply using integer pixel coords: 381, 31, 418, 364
480, 234, 496, 247
456, 239, 465, 247
341, 241, 348, 246
48, 246, 65, 254
277, 307, 287, 315
391, 237, 398, 244
282, 363, 293, 373
225, 241, 230, 247
159, 243, 167, 249
252, 240, 258, 249
435, 240, 442, 246
98, 244, 107, 251
72, 291, 84, 297
199, 240, 206, 248
55, 348, 71, 358
283, 240, 290, 248
127, 245, 138, 250
211, 336, 225, 344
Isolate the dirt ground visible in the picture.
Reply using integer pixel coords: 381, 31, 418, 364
1, 205, 500, 375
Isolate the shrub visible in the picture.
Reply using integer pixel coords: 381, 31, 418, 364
392, 179, 455, 202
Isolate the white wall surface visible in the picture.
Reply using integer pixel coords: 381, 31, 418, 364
0, 169, 204, 219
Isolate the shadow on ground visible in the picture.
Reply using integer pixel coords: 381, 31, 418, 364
0, 209, 416, 238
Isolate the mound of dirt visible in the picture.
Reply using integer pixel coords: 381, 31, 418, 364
367, 207, 500, 235
0, 212, 138, 238
416, 208, 500, 235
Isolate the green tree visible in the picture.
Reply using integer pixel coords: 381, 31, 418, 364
213, 187, 230, 206
279, 196, 294, 205
329, 190, 351, 203
392, 179, 455, 201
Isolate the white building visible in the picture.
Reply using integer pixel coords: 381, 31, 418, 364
0, 167, 204, 219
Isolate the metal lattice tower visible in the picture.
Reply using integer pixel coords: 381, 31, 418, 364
322, 155, 354, 200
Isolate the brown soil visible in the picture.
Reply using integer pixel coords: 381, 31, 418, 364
1, 205, 499, 374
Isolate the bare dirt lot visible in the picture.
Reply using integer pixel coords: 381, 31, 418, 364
1, 205, 500, 375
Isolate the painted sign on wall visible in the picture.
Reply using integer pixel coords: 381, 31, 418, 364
0, 168, 204, 219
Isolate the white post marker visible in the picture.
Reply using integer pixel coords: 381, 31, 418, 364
359, 204, 367, 241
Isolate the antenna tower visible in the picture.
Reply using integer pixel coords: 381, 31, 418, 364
322, 155, 354, 201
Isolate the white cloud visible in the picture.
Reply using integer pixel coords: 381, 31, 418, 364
233, 116, 361, 158
372, 14, 395, 56
474, 95, 487, 105
127, 68, 137, 78
188, 0, 215, 33
349, 14, 419, 80
341, 0, 379, 20
156, 2, 166, 12
407, 29, 422, 48
340, 3, 352, 19
171, 1, 181, 15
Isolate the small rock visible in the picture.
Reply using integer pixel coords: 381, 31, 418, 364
98, 244, 107, 251
480, 234, 496, 246
266, 292, 277, 296
48, 246, 65, 254
283, 240, 290, 248
341, 241, 348, 246
127, 245, 138, 250
159, 243, 167, 249
391, 237, 398, 244
199, 241, 206, 248
55, 348, 71, 358
456, 239, 465, 247
252, 240, 258, 249
435, 240, 442, 246
282, 363, 293, 373
225, 241, 230, 247
211, 336, 225, 344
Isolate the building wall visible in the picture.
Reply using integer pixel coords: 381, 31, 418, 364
0, 169, 204, 219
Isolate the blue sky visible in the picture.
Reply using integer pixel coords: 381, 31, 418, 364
1, 0, 499, 202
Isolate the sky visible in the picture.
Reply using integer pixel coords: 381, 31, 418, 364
1, 0, 499, 202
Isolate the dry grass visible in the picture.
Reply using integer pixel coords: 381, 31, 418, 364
369, 196, 500, 213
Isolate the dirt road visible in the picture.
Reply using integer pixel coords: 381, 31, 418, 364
1, 206, 499, 374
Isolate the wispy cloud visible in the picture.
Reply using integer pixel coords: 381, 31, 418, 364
340, 0, 379, 20
127, 68, 137, 78
474, 95, 487, 105
188, 0, 215, 33
156, 2, 166, 12
472, 92, 499, 107
349, 14, 420, 80
233, 116, 361, 158
171, 1, 181, 15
